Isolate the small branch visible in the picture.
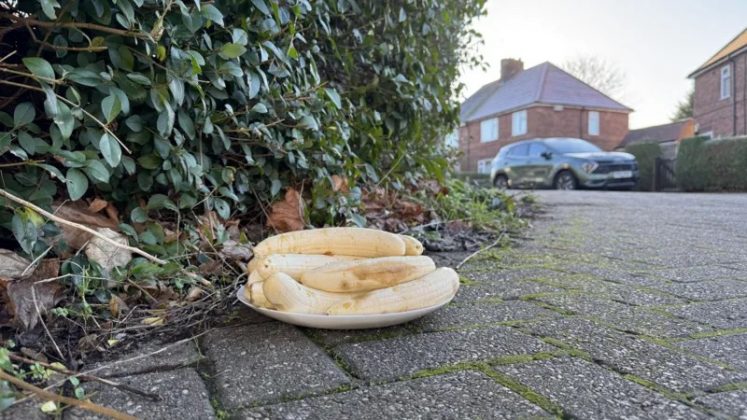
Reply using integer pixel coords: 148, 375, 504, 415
8, 353, 161, 401
0, 370, 137, 420
0, 188, 167, 265
455, 231, 506, 270
4, 14, 150, 40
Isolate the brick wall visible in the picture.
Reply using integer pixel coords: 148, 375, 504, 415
693, 52, 747, 137
458, 105, 629, 172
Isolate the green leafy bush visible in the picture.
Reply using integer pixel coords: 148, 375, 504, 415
0, 0, 485, 242
624, 142, 661, 191
676, 136, 747, 191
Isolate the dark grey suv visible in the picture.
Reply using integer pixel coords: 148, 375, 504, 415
490, 138, 639, 190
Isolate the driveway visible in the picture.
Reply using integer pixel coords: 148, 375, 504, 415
15, 191, 746, 419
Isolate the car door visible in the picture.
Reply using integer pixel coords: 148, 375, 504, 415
525, 142, 554, 185
504, 143, 530, 186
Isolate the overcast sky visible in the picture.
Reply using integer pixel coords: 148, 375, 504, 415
459, 0, 747, 128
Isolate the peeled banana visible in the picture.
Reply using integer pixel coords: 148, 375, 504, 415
262, 272, 348, 314
256, 254, 360, 280
327, 267, 459, 315
253, 227, 406, 259
299, 256, 436, 292
400, 235, 424, 256
245, 280, 274, 308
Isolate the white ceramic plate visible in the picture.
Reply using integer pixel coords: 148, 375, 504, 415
236, 285, 452, 329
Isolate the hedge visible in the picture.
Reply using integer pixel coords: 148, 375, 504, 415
0, 0, 486, 252
624, 142, 662, 191
676, 136, 747, 191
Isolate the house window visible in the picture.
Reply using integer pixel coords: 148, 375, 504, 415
511, 110, 527, 136
444, 129, 458, 149
480, 118, 499, 142
588, 111, 600, 136
721, 65, 731, 100
477, 158, 493, 174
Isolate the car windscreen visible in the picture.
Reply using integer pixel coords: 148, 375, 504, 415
544, 139, 602, 154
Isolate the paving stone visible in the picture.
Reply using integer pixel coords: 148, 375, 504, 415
64, 368, 215, 420
532, 293, 712, 338
666, 298, 747, 330
652, 265, 744, 283
676, 334, 747, 371
301, 324, 416, 348
653, 279, 747, 301
334, 326, 554, 381
240, 370, 551, 419
202, 323, 350, 410
467, 267, 568, 282
537, 274, 684, 306
411, 300, 559, 332
90, 339, 203, 377
494, 357, 705, 419
452, 279, 564, 303
693, 390, 747, 418
0, 401, 50, 420
520, 317, 747, 393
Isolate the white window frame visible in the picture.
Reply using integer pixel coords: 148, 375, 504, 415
480, 118, 499, 143
721, 65, 731, 100
511, 110, 527, 136
477, 158, 493, 174
444, 129, 459, 149
588, 111, 600, 136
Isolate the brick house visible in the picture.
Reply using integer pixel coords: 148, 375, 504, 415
458, 59, 632, 173
689, 28, 747, 138
617, 119, 695, 159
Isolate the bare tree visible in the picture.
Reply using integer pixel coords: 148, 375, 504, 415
671, 85, 694, 122
561, 55, 627, 101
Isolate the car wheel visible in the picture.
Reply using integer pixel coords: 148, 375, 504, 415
554, 171, 577, 190
493, 174, 509, 190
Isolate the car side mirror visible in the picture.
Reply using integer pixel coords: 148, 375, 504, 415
541, 151, 553, 160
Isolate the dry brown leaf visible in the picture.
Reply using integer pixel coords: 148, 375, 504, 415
266, 188, 306, 233
6, 259, 63, 330
54, 201, 119, 252
0, 249, 31, 278
109, 294, 128, 317
331, 175, 349, 193
87, 198, 109, 214
104, 203, 119, 224
221, 240, 253, 262
186, 286, 204, 302
84, 228, 132, 286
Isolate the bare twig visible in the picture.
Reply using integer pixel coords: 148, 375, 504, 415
0, 370, 137, 420
31, 285, 65, 361
8, 353, 161, 401
0, 188, 167, 265
455, 231, 507, 270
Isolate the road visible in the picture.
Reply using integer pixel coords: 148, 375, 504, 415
20, 191, 746, 419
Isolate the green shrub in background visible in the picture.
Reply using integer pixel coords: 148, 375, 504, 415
624, 142, 662, 191
0, 0, 486, 249
676, 136, 747, 191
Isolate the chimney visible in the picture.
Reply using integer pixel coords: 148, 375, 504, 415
500, 58, 524, 81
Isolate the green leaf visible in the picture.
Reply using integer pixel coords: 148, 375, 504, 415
85, 160, 110, 183
39, 0, 61, 19
201, 4, 224, 26
324, 88, 342, 109
251, 0, 271, 16
66, 168, 89, 200
147, 194, 177, 211
14, 102, 35, 128
36, 163, 66, 181
99, 133, 122, 167
270, 179, 281, 196
130, 207, 147, 223
219, 43, 247, 59
287, 45, 299, 59
138, 154, 162, 170
251, 103, 268, 113
23, 57, 55, 80
101, 95, 121, 123
126, 73, 152, 86
54, 101, 74, 140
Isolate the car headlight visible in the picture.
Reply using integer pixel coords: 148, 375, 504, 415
581, 161, 598, 173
